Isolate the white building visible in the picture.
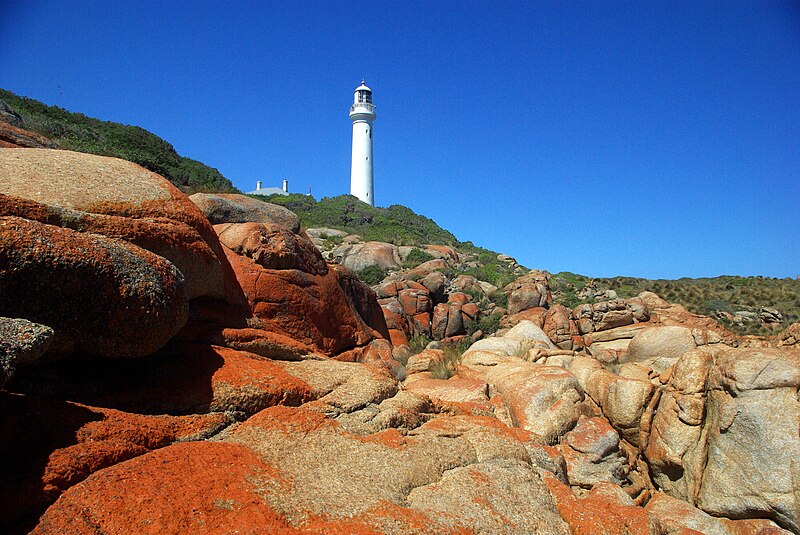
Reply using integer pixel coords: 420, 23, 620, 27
249, 179, 289, 196
349, 80, 376, 206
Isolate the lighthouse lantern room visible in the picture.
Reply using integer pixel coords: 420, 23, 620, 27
349, 80, 376, 206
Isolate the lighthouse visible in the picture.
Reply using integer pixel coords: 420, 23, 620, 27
349, 80, 376, 206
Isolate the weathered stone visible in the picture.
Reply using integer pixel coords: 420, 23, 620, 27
0, 217, 188, 359
544, 304, 578, 350
0, 149, 234, 303
0, 317, 53, 386
560, 417, 628, 488
504, 271, 551, 315
627, 326, 697, 372
189, 193, 300, 232
1, 394, 232, 530
544, 474, 662, 534
420, 271, 447, 302
484, 362, 585, 443
215, 222, 327, 273
35, 407, 571, 534
645, 346, 800, 532
405, 377, 489, 404
330, 241, 401, 272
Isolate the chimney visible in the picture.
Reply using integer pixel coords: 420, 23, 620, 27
282, 179, 289, 193
256, 180, 262, 190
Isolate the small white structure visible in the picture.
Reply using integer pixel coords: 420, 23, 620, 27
248, 179, 289, 196
349, 80, 376, 206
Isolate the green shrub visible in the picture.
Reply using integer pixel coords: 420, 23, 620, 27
355, 265, 388, 286
477, 313, 502, 335
489, 291, 508, 309
432, 339, 473, 379
264, 194, 459, 246
408, 334, 432, 354
0, 88, 237, 193
403, 248, 436, 268
462, 287, 484, 303
322, 235, 343, 250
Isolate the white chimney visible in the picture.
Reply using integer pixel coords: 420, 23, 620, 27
256, 180, 262, 190
282, 179, 288, 193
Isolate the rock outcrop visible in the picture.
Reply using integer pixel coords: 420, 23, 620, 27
645, 346, 800, 532
0, 216, 188, 359
0, 149, 236, 303
189, 192, 300, 232
2, 147, 797, 535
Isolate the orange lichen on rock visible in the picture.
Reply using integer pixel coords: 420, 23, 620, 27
32, 442, 299, 535
0, 392, 231, 530
543, 475, 659, 535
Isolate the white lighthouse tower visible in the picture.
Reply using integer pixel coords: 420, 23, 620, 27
349, 80, 376, 206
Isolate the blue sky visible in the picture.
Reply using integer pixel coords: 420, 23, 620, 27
1, 1, 798, 279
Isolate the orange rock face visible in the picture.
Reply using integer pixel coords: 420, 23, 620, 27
0, 392, 231, 531
544, 475, 661, 535
226, 247, 385, 355
32, 442, 300, 535
0, 122, 58, 148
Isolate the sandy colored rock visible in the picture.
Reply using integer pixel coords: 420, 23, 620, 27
404, 376, 489, 404
501, 306, 548, 329
697, 348, 800, 532
544, 304, 578, 350
560, 416, 628, 488
215, 222, 327, 273
645, 346, 800, 532
331, 240, 402, 272
189, 193, 300, 232
569, 356, 655, 447
627, 325, 697, 371
504, 319, 556, 348
406, 348, 446, 374
592, 299, 635, 332
36, 409, 571, 534
645, 492, 791, 535
484, 361, 585, 443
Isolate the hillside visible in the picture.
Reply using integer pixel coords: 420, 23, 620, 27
0, 88, 237, 193
258, 193, 526, 289
260, 193, 458, 246
551, 272, 799, 336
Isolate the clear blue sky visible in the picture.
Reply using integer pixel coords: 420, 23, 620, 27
2, 1, 798, 279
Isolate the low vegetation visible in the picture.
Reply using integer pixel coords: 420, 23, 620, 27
260, 194, 458, 246
551, 272, 799, 336
0, 88, 237, 193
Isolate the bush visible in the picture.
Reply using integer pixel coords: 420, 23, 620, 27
432, 338, 474, 379
264, 194, 459, 246
477, 313, 502, 335
408, 334, 432, 354
355, 265, 388, 286
462, 287, 484, 304
402, 248, 436, 268
489, 291, 508, 309
0, 89, 237, 194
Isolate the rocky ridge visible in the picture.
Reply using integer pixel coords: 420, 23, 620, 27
1, 142, 798, 534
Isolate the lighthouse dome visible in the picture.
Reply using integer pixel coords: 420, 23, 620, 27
355, 80, 371, 92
